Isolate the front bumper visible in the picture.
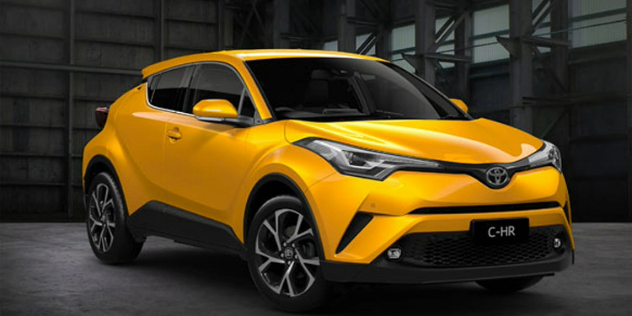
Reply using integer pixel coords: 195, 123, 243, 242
322, 249, 573, 284
305, 166, 573, 263
321, 224, 573, 283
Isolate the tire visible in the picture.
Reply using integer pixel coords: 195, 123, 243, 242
476, 275, 544, 293
86, 172, 143, 264
246, 195, 332, 312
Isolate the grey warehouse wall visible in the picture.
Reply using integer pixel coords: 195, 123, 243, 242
1, 0, 221, 221
1, 0, 630, 222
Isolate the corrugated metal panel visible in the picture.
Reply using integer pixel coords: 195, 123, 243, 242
473, 37, 509, 64
323, 40, 338, 51
391, 17, 455, 54
391, 24, 414, 52
473, 5, 508, 36
571, 14, 627, 47
472, 5, 509, 64
571, 0, 627, 48
571, 0, 626, 16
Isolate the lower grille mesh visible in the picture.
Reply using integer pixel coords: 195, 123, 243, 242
397, 226, 566, 268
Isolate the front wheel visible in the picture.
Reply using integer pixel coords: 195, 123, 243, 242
476, 275, 544, 293
86, 172, 143, 264
246, 195, 332, 312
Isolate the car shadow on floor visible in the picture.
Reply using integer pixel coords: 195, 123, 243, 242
117, 242, 567, 316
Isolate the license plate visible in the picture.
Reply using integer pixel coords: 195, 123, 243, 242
471, 218, 529, 244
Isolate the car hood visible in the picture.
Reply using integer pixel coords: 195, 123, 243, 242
284, 118, 543, 164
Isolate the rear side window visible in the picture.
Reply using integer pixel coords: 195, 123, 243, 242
148, 67, 189, 111
185, 64, 255, 117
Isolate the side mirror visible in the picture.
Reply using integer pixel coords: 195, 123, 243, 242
193, 99, 238, 121
450, 99, 468, 113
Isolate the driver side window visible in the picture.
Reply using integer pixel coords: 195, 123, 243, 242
184, 64, 256, 118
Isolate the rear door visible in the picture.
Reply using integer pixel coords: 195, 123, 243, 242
163, 63, 256, 223
114, 66, 192, 205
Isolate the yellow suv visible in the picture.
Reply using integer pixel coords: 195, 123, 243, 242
83, 49, 574, 311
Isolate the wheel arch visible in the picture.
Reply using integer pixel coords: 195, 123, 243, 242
84, 155, 120, 192
244, 174, 300, 238
84, 155, 126, 212
243, 174, 323, 253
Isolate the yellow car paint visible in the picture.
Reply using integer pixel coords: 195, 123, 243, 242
193, 99, 239, 118
83, 49, 573, 274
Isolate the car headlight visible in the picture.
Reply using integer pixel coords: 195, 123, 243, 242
525, 140, 562, 172
295, 138, 443, 180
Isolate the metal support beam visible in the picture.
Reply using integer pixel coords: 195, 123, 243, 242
225, 4, 234, 48
627, 0, 632, 220
529, 45, 566, 92
232, 5, 259, 48
523, 35, 570, 47
375, 0, 391, 59
424, 53, 471, 63
154, 0, 165, 61
236, 0, 258, 48
349, 0, 390, 59
347, 16, 378, 27
358, 0, 383, 19
0, 60, 140, 76
217, 0, 225, 50
508, 0, 534, 133
338, 0, 356, 52
272, 0, 290, 48
550, 0, 569, 95
414, 0, 436, 84
66, 0, 75, 218
375, 21, 391, 59
529, 0, 560, 34
430, 12, 466, 52
454, 8, 472, 101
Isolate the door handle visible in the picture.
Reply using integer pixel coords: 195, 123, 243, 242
167, 127, 182, 140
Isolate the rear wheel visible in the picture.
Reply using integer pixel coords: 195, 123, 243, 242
476, 275, 544, 293
246, 195, 332, 312
86, 172, 143, 264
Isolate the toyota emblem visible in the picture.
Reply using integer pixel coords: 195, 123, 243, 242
486, 166, 509, 187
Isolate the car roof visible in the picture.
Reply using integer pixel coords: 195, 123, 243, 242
141, 49, 389, 79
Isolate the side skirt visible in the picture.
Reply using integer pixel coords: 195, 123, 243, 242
127, 201, 245, 256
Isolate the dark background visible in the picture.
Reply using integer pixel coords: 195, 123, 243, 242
1, 0, 631, 222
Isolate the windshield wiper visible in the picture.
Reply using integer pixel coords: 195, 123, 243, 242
321, 108, 362, 115
373, 109, 404, 117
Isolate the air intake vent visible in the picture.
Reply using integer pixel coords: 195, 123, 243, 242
397, 226, 567, 268
336, 213, 373, 254
411, 202, 560, 215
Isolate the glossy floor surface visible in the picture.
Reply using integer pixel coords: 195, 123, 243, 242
1, 223, 630, 315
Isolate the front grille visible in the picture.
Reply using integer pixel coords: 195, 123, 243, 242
396, 226, 567, 268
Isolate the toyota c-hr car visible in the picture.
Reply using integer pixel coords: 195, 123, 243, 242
83, 49, 574, 311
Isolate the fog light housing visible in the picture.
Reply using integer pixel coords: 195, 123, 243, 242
386, 247, 402, 260
553, 237, 563, 249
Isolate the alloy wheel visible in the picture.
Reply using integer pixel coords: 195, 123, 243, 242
88, 183, 116, 252
254, 208, 321, 297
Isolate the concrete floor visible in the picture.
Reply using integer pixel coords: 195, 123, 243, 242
1, 223, 631, 315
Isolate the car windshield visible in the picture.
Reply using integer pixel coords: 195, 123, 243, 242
246, 57, 468, 122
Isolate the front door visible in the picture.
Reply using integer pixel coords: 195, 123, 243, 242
163, 63, 257, 223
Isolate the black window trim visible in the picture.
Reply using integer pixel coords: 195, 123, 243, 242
145, 64, 195, 114
145, 61, 262, 125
